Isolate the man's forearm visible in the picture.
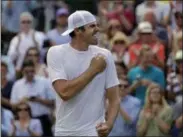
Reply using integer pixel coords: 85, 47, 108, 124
120, 107, 132, 123
106, 94, 120, 127
36, 98, 54, 108
57, 68, 98, 101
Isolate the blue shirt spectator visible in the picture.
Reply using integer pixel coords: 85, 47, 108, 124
47, 8, 71, 45
109, 95, 141, 136
128, 65, 165, 104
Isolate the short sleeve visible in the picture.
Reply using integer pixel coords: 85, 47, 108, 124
105, 51, 119, 89
31, 119, 43, 136
47, 47, 68, 83
10, 82, 19, 104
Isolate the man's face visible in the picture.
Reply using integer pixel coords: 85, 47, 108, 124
139, 33, 152, 43
175, 12, 183, 27
81, 22, 99, 45
23, 66, 35, 81
176, 60, 183, 73
20, 17, 32, 31
56, 14, 68, 27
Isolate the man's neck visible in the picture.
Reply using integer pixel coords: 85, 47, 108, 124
146, 1, 155, 7
140, 63, 149, 70
70, 39, 89, 51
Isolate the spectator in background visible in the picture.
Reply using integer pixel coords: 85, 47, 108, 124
10, 59, 55, 136
47, 8, 71, 45
9, 103, 42, 136
99, 19, 122, 49
166, 50, 183, 105
1, 107, 14, 136
110, 32, 129, 65
104, 0, 134, 35
109, 76, 141, 136
128, 22, 165, 69
143, 9, 169, 46
137, 83, 173, 136
128, 45, 165, 104
171, 100, 183, 137
7, 12, 46, 73
136, 0, 169, 26
25, 47, 48, 78
1, 61, 14, 111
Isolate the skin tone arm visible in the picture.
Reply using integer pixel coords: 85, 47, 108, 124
119, 106, 132, 123
155, 117, 171, 134
105, 86, 120, 127
1, 97, 12, 108
29, 98, 54, 108
137, 111, 152, 136
175, 114, 183, 129
53, 54, 106, 101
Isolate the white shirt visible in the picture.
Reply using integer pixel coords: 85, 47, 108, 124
47, 44, 119, 136
7, 29, 46, 70
136, 1, 169, 24
10, 76, 55, 117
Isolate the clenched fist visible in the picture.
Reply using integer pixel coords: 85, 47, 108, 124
89, 54, 107, 74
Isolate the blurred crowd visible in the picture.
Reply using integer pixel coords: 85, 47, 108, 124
1, 0, 183, 137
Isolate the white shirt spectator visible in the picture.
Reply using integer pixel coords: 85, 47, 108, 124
7, 29, 46, 70
10, 76, 55, 117
136, 1, 170, 24
47, 44, 119, 136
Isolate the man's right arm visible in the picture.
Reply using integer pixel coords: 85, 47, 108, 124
47, 47, 106, 101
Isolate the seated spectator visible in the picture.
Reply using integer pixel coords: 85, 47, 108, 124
1, 61, 14, 111
1, 107, 14, 136
25, 47, 48, 78
109, 77, 141, 136
7, 12, 46, 72
166, 50, 183, 105
10, 59, 55, 136
110, 32, 129, 65
136, 0, 169, 26
171, 100, 183, 137
128, 21, 165, 69
115, 61, 128, 81
137, 83, 173, 136
98, 19, 122, 49
47, 8, 71, 45
9, 103, 43, 136
128, 45, 165, 104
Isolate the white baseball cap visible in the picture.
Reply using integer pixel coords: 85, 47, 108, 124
138, 21, 153, 33
62, 10, 96, 36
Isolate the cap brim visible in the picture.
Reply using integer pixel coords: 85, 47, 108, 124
61, 29, 74, 36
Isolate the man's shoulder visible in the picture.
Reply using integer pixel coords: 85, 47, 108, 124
90, 45, 110, 55
47, 44, 69, 55
128, 66, 141, 74
13, 78, 25, 87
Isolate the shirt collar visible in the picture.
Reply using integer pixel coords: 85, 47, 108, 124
23, 76, 36, 84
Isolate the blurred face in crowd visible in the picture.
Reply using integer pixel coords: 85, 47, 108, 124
27, 48, 40, 64
175, 12, 183, 27
140, 49, 153, 68
119, 80, 129, 98
143, 11, 156, 28
1, 63, 8, 80
139, 33, 152, 43
149, 87, 161, 104
78, 22, 99, 45
178, 38, 183, 49
23, 65, 35, 81
112, 40, 126, 53
17, 104, 30, 119
115, 63, 127, 79
56, 14, 68, 27
108, 19, 121, 38
20, 17, 32, 32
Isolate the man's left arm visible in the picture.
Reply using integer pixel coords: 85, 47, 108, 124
96, 51, 120, 137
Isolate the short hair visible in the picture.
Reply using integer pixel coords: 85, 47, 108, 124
1, 61, 8, 69
139, 45, 151, 57
69, 26, 85, 38
25, 47, 40, 57
22, 59, 35, 69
